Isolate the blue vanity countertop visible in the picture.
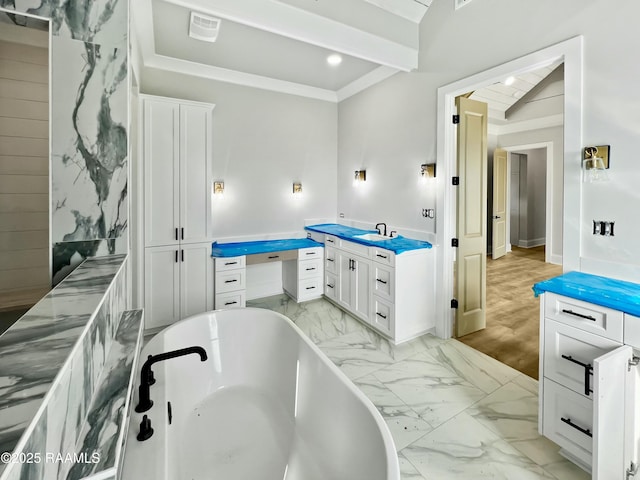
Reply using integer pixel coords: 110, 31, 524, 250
533, 271, 640, 317
211, 238, 323, 257
305, 223, 432, 254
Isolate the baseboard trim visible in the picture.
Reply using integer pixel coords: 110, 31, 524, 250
517, 238, 546, 248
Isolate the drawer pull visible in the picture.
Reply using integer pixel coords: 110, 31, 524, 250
561, 309, 596, 322
561, 355, 594, 395
305, 286, 316, 290
224, 279, 238, 284
376, 278, 388, 285
376, 312, 387, 319
560, 417, 593, 438
327, 258, 334, 262
326, 284, 334, 289
268, 255, 279, 259
306, 252, 316, 256
225, 261, 238, 266
376, 254, 388, 259
327, 239, 335, 243
224, 301, 238, 306
306, 267, 316, 271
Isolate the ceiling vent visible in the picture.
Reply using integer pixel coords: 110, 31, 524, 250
189, 12, 221, 43
455, 0, 474, 9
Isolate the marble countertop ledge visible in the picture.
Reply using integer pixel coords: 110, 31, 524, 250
0, 255, 127, 462
305, 223, 433, 253
533, 271, 640, 317
211, 238, 322, 257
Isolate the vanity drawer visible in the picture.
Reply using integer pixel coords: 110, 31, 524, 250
215, 256, 246, 272
372, 248, 395, 267
298, 277, 323, 300
215, 269, 246, 293
246, 250, 296, 265
324, 273, 337, 300
339, 239, 370, 257
542, 379, 593, 466
371, 296, 394, 337
324, 235, 339, 247
544, 293, 623, 342
215, 291, 246, 309
624, 314, 640, 349
372, 264, 394, 301
544, 319, 620, 398
299, 247, 323, 259
325, 247, 337, 274
299, 258, 322, 279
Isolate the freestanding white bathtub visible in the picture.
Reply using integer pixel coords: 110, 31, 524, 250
122, 308, 400, 480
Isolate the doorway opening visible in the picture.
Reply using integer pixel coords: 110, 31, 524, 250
435, 37, 583, 378
0, 10, 51, 333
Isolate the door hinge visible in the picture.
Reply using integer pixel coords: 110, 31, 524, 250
627, 461, 638, 479
451, 238, 459, 247
451, 299, 459, 309
452, 176, 460, 186
452, 114, 460, 124
628, 356, 640, 371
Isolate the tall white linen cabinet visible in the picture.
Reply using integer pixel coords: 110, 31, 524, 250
140, 95, 215, 329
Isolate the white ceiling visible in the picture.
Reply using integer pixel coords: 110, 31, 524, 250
133, 0, 431, 102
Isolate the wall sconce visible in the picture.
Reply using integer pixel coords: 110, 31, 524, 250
354, 170, 366, 185
421, 163, 436, 178
292, 182, 302, 195
583, 146, 610, 183
213, 181, 224, 196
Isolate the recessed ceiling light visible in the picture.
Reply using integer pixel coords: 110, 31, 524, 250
504, 76, 515, 86
327, 54, 342, 66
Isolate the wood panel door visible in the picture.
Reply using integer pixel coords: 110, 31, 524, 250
492, 148, 508, 259
455, 96, 488, 337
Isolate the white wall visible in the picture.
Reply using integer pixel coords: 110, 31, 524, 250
339, 0, 640, 281
513, 148, 546, 247
0, 37, 49, 300
141, 67, 338, 241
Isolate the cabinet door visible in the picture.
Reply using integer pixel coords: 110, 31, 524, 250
180, 242, 214, 319
353, 256, 370, 321
144, 99, 179, 247
179, 104, 213, 244
593, 345, 640, 480
145, 245, 180, 329
337, 251, 353, 310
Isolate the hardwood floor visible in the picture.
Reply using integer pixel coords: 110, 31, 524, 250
457, 246, 562, 379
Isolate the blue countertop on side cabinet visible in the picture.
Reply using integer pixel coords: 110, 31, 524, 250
304, 223, 432, 254
533, 271, 640, 317
211, 238, 322, 257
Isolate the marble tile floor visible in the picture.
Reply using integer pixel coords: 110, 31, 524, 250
247, 294, 590, 480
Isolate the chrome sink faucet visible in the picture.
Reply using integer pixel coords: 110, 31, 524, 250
375, 223, 387, 236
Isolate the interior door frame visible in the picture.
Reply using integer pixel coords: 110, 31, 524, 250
503, 142, 557, 264
435, 36, 583, 339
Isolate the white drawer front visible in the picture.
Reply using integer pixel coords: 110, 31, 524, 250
215, 256, 246, 271
324, 234, 338, 247
372, 264, 394, 301
324, 273, 337, 300
298, 276, 323, 300
372, 248, 395, 267
624, 314, 640, 349
215, 269, 246, 293
339, 238, 370, 257
542, 379, 593, 466
544, 293, 623, 342
325, 247, 337, 274
299, 246, 323, 260
215, 291, 246, 309
371, 296, 394, 337
544, 319, 620, 398
299, 258, 322, 279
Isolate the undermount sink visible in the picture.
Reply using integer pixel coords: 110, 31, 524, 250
354, 233, 390, 242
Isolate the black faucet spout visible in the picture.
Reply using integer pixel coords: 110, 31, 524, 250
375, 223, 387, 236
135, 346, 208, 413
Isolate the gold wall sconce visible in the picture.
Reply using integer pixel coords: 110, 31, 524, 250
421, 163, 436, 178
213, 181, 224, 195
292, 182, 302, 194
583, 146, 610, 182
354, 170, 366, 183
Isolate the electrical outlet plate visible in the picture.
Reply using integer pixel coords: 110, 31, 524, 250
455, 0, 473, 9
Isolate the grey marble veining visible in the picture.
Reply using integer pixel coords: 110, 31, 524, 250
252, 294, 590, 480
0, 255, 127, 479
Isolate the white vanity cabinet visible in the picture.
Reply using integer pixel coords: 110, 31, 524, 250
283, 247, 324, 302
141, 95, 215, 329
322, 234, 434, 344
539, 292, 640, 479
